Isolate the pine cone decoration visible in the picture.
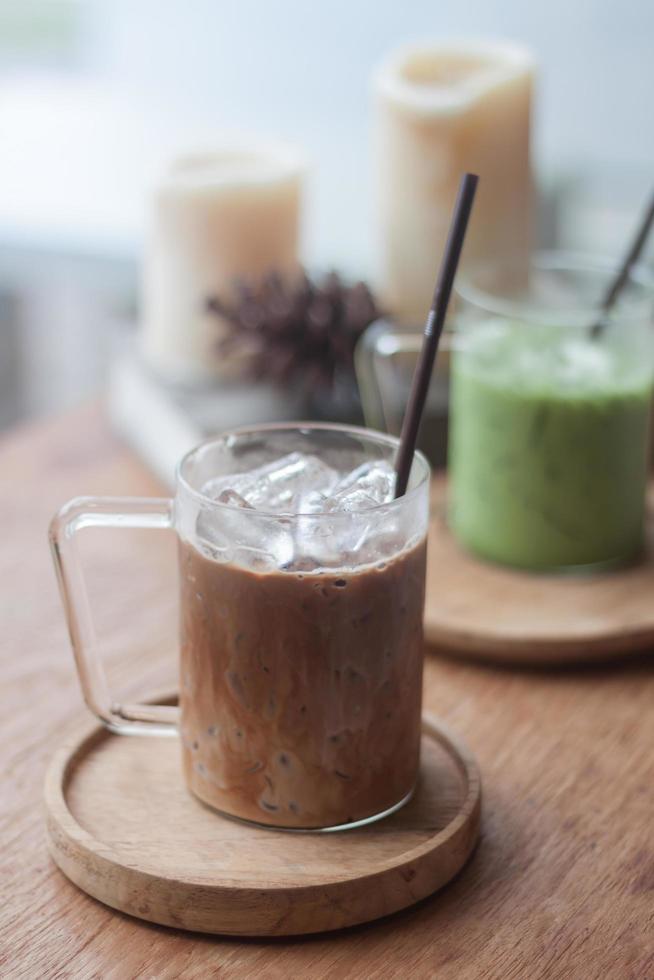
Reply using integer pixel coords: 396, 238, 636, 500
207, 269, 382, 392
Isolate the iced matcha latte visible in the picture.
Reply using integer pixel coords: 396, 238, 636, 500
449, 255, 654, 572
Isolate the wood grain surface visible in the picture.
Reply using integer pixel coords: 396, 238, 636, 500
2, 403, 654, 977
425, 478, 654, 663
45, 709, 480, 936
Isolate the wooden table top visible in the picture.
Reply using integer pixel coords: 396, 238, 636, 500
3, 403, 654, 979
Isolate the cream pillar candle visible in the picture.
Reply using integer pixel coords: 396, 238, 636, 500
141, 144, 304, 382
374, 40, 534, 325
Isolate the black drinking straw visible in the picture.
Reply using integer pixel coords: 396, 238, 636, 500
591, 188, 654, 338
394, 172, 479, 498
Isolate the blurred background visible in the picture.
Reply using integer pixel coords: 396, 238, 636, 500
1, 0, 653, 431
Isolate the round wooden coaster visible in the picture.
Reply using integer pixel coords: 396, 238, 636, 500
44, 698, 481, 937
425, 478, 654, 664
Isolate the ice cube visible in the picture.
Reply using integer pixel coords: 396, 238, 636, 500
323, 460, 395, 513
194, 490, 255, 563
216, 489, 253, 509
322, 489, 380, 514
195, 507, 233, 563
289, 515, 359, 568
555, 338, 612, 388
195, 503, 293, 568
294, 460, 397, 563
202, 452, 340, 513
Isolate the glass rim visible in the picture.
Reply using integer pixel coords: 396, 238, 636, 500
455, 249, 654, 327
176, 421, 431, 519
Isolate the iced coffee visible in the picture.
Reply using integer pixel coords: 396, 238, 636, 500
177, 428, 430, 829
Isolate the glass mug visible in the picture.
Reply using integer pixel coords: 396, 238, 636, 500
356, 251, 654, 572
50, 424, 430, 831
449, 252, 654, 572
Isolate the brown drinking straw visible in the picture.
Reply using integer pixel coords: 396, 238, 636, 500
591, 188, 654, 338
394, 172, 479, 498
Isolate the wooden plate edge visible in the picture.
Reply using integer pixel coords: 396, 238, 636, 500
44, 700, 481, 936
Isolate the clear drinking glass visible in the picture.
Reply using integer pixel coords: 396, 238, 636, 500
449, 251, 654, 572
50, 424, 430, 831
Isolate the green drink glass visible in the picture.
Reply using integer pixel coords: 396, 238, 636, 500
448, 251, 654, 572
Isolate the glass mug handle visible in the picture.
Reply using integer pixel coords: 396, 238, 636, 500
49, 496, 179, 736
354, 322, 424, 431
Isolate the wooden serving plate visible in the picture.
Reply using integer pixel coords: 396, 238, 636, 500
425, 478, 654, 664
44, 696, 481, 937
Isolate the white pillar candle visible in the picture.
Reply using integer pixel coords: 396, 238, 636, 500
374, 40, 535, 325
140, 144, 305, 383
